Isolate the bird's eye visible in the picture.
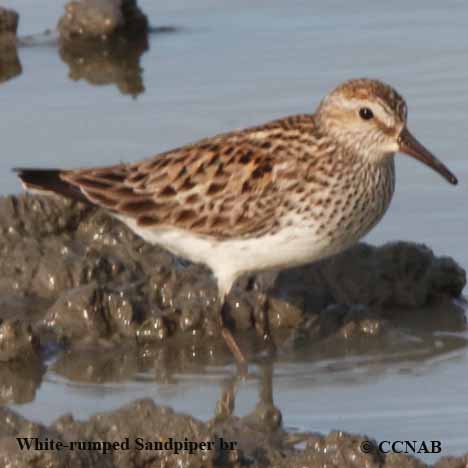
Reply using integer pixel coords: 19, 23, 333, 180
359, 107, 374, 120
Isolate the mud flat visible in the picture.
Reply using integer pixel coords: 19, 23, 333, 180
1, 397, 468, 468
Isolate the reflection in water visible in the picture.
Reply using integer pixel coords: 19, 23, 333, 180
1, 283, 466, 407
0, 43, 21, 84
285, 299, 468, 381
52, 336, 237, 385
213, 362, 282, 432
0, 6, 21, 84
59, 35, 149, 97
208, 361, 285, 467
56, 0, 150, 97
48, 299, 467, 385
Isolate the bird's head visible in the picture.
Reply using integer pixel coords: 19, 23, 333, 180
316, 78, 457, 184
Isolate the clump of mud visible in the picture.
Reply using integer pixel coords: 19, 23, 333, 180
0, 397, 466, 467
0, 6, 18, 42
56, 0, 150, 96
58, 33, 148, 96
0, 6, 21, 83
58, 0, 149, 42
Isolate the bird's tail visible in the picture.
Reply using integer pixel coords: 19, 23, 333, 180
14, 168, 88, 203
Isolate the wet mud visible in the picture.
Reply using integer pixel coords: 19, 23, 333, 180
57, 0, 149, 42
57, 0, 150, 96
0, 193, 467, 466
1, 394, 468, 468
0, 6, 21, 83
0, 6, 18, 44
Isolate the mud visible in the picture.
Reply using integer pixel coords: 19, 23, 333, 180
0, 6, 18, 42
0, 6, 21, 83
57, 0, 149, 42
56, 0, 150, 96
1, 394, 467, 468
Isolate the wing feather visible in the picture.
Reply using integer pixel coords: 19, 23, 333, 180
62, 114, 317, 239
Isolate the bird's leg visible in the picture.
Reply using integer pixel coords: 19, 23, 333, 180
253, 277, 276, 356
219, 298, 248, 375
256, 292, 274, 345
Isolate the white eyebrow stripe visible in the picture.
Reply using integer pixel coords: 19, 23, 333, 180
348, 98, 395, 127
330, 95, 397, 127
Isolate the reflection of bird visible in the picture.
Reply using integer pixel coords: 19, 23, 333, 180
16, 78, 457, 370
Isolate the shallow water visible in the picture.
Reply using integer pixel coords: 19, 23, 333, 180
2, 0, 468, 464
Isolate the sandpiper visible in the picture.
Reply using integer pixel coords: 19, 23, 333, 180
16, 78, 457, 370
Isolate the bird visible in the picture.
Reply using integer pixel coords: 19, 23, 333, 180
15, 78, 457, 371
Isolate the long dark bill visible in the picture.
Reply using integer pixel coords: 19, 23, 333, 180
398, 127, 457, 185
